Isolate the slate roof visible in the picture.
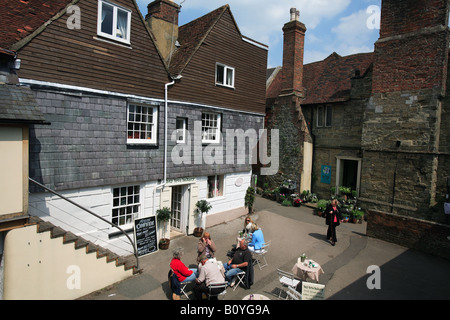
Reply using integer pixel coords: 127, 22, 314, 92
0, 84, 47, 124
267, 52, 374, 105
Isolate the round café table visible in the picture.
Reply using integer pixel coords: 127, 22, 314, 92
292, 259, 324, 283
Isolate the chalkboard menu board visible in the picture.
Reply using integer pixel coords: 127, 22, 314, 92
134, 216, 157, 256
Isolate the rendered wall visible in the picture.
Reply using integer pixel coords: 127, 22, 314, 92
3, 225, 133, 300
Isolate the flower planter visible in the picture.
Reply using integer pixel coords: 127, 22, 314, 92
159, 238, 170, 250
193, 227, 204, 237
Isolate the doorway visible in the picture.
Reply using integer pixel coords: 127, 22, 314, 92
170, 185, 190, 234
336, 157, 361, 196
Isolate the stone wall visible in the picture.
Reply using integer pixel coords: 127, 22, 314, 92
263, 95, 304, 189
367, 209, 450, 260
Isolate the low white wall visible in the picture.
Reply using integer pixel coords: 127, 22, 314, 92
3, 225, 133, 300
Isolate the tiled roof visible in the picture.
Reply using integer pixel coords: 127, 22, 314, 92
302, 52, 373, 105
0, 0, 73, 50
168, 5, 229, 76
0, 84, 47, 124
267, 52, 374, 105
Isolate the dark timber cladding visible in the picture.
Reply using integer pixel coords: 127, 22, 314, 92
169, 8, 267, 114
16, 0, 168, 99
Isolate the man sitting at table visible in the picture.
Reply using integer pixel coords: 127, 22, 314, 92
223, 239, 253, 288
194, 254, 226, 299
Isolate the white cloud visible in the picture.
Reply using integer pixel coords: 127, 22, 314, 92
330, 9, 378, 56
136, 0, 379, 67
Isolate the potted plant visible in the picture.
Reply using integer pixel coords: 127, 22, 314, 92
194, 200, 212, 237
156, 207, 172, 250
341, 213, 350, 222
352, 209, 364, 224
339, 186, 352, 200
292, 194, 302, 207
245, 186, 255, 214
316, 199, 328, 217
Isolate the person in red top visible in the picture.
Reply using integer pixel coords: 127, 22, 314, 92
170, 247, 198, 282
325, 199, 342, 246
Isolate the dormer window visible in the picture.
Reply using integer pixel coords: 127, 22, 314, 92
97, 0, 131, 44
216, 63, 235, 88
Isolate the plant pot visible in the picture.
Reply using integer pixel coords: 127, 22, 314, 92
193, 227, 204, 237
317, 211, 323, 217
159, 238, 170, 250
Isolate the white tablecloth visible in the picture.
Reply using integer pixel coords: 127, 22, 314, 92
292, 259, 324, 282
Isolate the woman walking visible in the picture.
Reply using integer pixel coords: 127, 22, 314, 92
325, 199, 342, 246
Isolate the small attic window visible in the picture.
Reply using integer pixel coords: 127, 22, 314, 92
97, 0, 131, 44
216, 63, 235, 88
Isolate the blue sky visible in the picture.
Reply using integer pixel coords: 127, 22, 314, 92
136, 0, 382, 68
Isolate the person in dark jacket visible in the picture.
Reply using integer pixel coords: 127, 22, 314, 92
325, 199, 342, 246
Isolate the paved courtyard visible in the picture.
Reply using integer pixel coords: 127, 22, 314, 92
80, 196, 450, 300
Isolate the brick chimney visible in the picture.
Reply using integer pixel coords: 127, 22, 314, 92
145, 0, 181, 62
281, 8, 307, 95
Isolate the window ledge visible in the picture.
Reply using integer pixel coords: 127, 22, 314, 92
94, 35, 132, 48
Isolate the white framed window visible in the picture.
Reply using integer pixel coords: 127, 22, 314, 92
176, 118, 187, 143
127, 103, 158, 144
201, 112, 221, 143
97, 0, 131, 44
216, 63, 235, 88
112, 185, 140, 227
207, 175, 224, 198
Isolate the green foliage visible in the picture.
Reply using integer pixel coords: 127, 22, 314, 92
245, 187, 255, 209
317, 199, 329, 212
196, 200, 212, 215
156, 207, 172, 222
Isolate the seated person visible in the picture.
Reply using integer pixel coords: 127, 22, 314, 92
242, 216, 257, 236
248, 226, 265, 252
170, 247, 198, 284
197, 231, 217, 262
223, 239, 252, 286
194, 254, 226, 300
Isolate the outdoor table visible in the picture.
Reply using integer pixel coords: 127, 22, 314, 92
242, 294, 270, 300
292, 259, 324, 283
199, 258, 225, 275
236, 233, 252, 248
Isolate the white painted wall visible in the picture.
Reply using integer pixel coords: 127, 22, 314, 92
28, 171, 252, 256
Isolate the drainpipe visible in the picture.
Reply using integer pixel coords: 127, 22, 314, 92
153, 76, 182, 216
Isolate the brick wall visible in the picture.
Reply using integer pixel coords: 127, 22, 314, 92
372, 0, 449, 94
146, 0, 180, 24
379, 0, 449, 38
367, 209, 450, 260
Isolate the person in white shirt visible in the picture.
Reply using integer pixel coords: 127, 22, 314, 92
194, 254, 226, 299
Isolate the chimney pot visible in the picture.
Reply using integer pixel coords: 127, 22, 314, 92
290, 8, 296, 21
290, 8, 300, 21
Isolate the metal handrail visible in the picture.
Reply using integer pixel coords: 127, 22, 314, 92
29, 177, 139, 271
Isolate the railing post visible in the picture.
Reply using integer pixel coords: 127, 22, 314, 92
28, 178, 140, 271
